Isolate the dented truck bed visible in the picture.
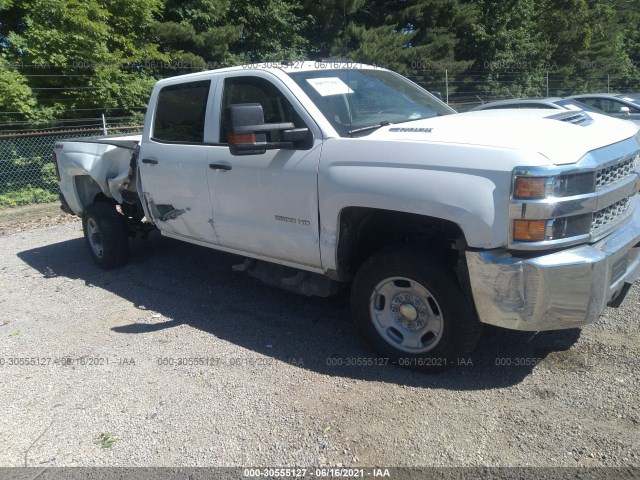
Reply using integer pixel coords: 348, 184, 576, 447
54, 134, 141, 213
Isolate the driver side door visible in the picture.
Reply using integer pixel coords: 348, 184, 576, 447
206, 73, 324, 268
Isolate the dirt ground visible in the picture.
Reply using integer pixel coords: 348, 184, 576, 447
0, 203, 638, 476
0, 202, 78, 237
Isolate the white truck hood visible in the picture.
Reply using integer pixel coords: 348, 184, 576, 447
367, 109, 639, 165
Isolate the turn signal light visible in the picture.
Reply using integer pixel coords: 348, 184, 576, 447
513, 220, 547, 242
228, 132, 256, 144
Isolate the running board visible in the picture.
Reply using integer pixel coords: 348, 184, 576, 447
233, 258, 341, 297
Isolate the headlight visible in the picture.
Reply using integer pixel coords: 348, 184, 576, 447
511, 172, 597, 243
511, 138, 640, 250
513, 173, 595, 200
513, 177, 549, 199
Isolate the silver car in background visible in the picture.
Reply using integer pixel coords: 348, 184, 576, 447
568, 93, 640, 126
469, 97, 602, 113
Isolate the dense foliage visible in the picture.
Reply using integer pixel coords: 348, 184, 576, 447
0, 0, 639, 122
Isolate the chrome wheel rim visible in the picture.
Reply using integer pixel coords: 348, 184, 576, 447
369, 276, 444, 353
86, 218, 104, 259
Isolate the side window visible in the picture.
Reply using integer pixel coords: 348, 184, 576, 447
219, 76, 305, 143
153, 80, 210, 143
598, 99, 626, 114
580, 98, 599, 109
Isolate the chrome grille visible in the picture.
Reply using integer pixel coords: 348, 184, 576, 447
596, 155, 638, 189
591, 198, 631, 233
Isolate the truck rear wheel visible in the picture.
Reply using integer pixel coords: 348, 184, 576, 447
82, 202, 130, 269
350, 245, 482, 372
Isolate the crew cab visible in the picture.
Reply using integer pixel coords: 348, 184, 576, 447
53, 61, 640, 372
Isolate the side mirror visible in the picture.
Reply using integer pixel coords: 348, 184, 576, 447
227, 103, 309, 156
619, 106, 631, 116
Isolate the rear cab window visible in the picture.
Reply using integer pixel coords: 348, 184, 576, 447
152, 80, 211, 143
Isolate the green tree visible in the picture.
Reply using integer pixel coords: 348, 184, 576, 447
454, 0, 553, 101
301, 0, 365, 58
226, 0, 310, 62
151, 0, 240, 70
153, 0, 309, 68
302, 0, 472, 97
0, 59, 43, 122
536, 0, 637, 94
3, 0, 167, 117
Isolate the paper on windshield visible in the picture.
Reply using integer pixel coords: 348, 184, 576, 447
307, 77, 354, 96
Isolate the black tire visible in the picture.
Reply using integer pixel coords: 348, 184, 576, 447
82, 202, 130, 269
351, 244, 482, 373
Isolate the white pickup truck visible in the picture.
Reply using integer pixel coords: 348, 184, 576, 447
54, 61, 640, 371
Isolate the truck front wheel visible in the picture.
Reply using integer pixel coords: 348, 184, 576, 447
82, 202, 130, 269
351, 245, 482, 372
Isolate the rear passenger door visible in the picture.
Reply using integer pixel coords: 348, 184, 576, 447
139, 78, 220, 243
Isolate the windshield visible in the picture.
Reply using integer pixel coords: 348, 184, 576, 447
288, 69, 455, 137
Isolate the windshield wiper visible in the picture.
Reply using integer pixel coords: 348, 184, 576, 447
348, 121, 390, 136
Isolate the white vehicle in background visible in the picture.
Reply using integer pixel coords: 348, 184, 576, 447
53, 61, 640, 372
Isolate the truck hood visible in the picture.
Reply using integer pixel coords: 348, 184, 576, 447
366, 109, 639, 165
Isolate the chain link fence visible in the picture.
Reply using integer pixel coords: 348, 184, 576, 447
408, 69, 640, 111
0, 119, 142, 208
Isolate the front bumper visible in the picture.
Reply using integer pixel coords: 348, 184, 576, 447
466, 201, 640, 331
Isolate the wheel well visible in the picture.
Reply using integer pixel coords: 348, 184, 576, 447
336, 207, 466, 280
74, 175, 112, 211
74, 175, 118, 213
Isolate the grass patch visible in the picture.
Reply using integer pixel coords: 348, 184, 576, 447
93, 432, 117, 448
0, 186, 58, 208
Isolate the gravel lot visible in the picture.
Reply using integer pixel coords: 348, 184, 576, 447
0, 216, 638, 470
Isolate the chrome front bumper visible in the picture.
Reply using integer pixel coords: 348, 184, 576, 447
466, 202, 640, 331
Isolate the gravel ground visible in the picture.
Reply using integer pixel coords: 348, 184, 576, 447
0, 218, 638, 470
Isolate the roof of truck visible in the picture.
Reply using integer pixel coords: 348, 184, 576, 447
154, 60, 388, 86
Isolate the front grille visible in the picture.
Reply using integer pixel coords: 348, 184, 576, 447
596, 155, 638, 189
591, 197, 631, 233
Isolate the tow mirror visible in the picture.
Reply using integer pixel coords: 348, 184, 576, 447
227, 103, 309, 156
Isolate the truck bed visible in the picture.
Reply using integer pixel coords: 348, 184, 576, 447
55, 134, 142, 215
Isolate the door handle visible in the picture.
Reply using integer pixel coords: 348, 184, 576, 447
142, 158, 158, 165
209, 162, 232, 171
